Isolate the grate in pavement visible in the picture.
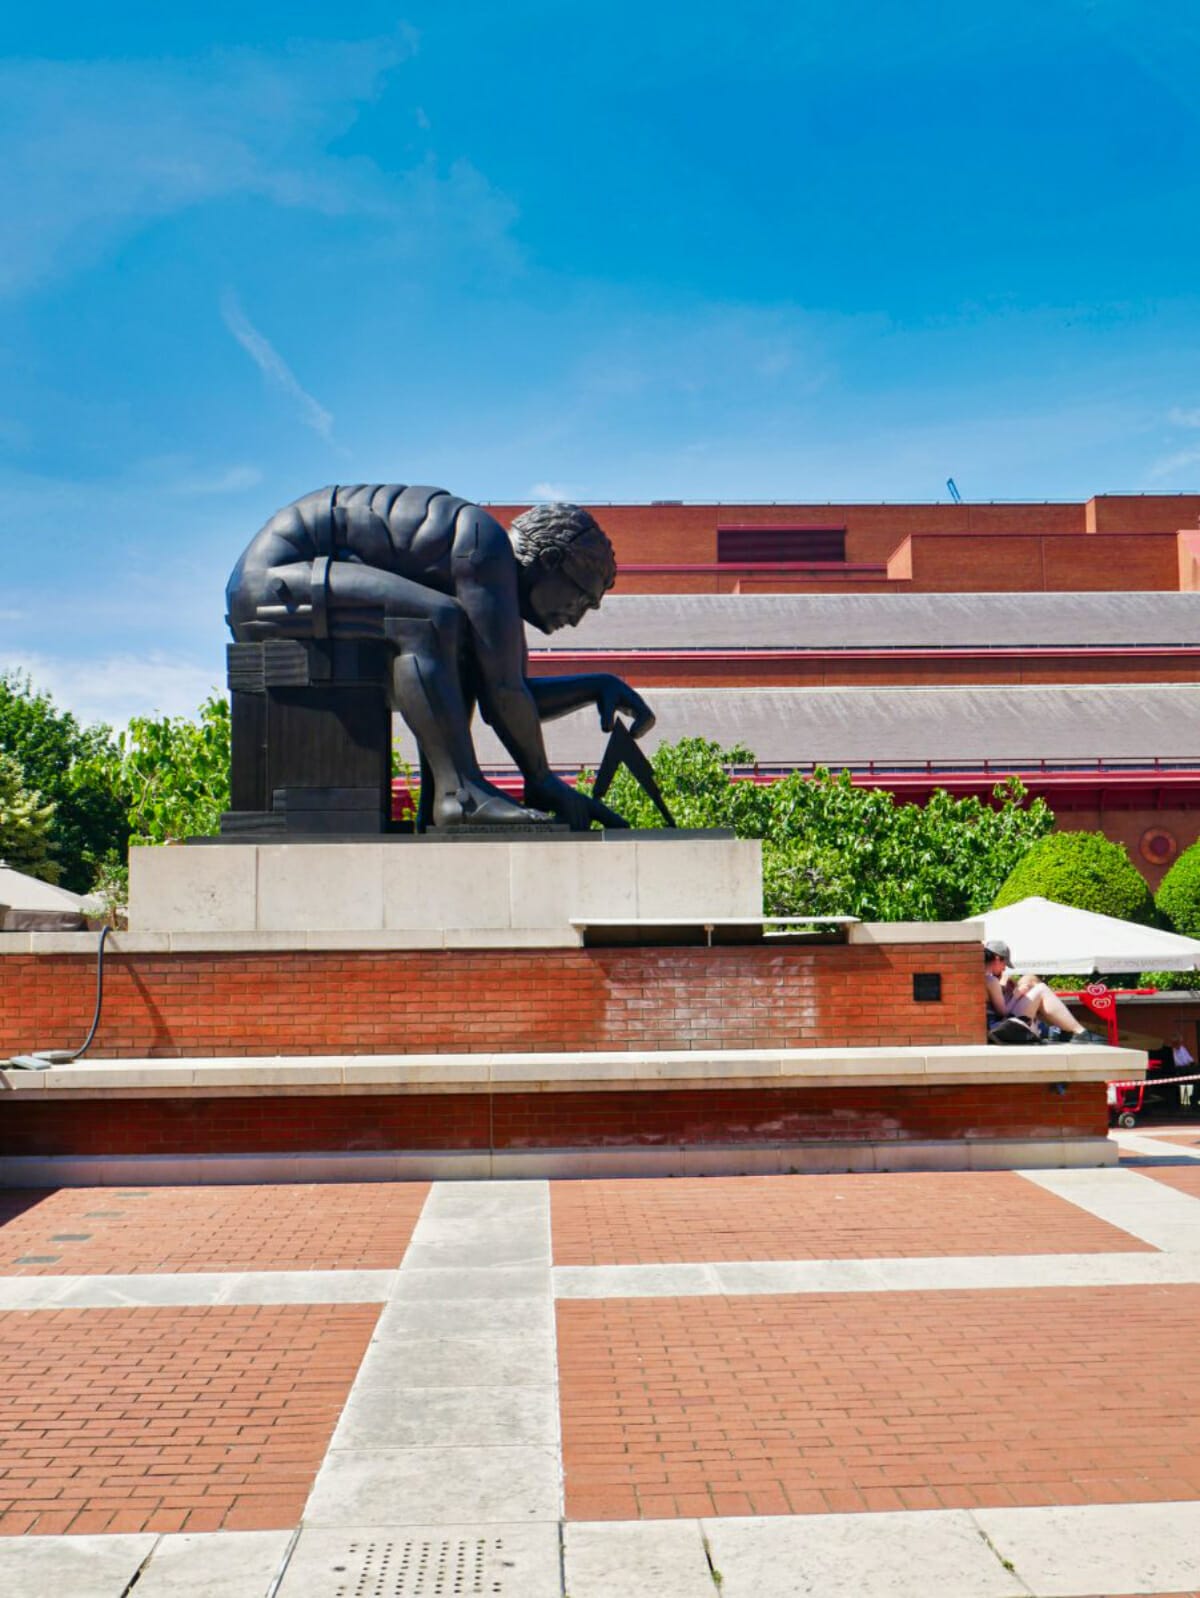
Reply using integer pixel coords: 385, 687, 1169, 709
329, 1536, 513, 1596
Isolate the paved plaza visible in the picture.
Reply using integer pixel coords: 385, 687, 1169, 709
1, 1127, 1200, 1595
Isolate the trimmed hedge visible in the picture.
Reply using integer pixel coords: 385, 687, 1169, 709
992, 830, 1156, 924
1156, 840, 1200, 939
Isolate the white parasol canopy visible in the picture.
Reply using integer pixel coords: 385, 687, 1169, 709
978, 895, 1200, 975
0, 862, 92, 913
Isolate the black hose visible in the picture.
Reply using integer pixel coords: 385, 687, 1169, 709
65, 923, 110, 1061
8, 924, 111, 1068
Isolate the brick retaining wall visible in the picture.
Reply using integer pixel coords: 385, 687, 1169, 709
2, 1082, 1105, 1158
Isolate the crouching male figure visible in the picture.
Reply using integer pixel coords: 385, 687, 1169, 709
226, 484, 654, 831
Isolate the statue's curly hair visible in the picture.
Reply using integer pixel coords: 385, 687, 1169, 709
508, 502, 616, 594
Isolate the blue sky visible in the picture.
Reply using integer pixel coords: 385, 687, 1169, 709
3, 0, 1200, 723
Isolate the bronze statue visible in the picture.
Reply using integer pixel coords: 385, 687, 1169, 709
225, 484, 655, 831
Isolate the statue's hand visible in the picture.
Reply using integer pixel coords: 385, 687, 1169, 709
596, 676, 656, 739
524, 772, 629, 832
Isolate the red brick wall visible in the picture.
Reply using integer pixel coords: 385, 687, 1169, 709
903, 532, 1180, 592
0, 943, 980, 1060
2, 1081, 1106, 1158
1086, 494, 1200, 533
486, 499, 1200, 594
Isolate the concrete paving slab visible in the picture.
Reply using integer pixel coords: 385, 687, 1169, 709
974, 1500, 1200, 1595
331, 1385, 559, 1448
419, 1180, 550, 1221
400, 1236, 550, 1269
553, 1262, 722, 1298
374, 1296, 556, 1339
1023, 1166, 1200, 1251
135, 1531, 292, 1597
403, 1211, 547, 1246
565, 1519, 715, 1598
276, 1523, 562, 1598
867, 1250, 1196, 1291
352, 1334, 558, 1390
0, 1533, 156, 1598
390, 1264, 551, 1301
1117, 1129, 1200, 1162
552, 1251, 1200, 1300
303, 1445, 562, 1525
704, 1510, 1023, 1598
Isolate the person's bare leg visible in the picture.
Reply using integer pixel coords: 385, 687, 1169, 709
1015, 983, 1085, 1035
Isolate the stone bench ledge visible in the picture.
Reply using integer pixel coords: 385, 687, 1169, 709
0, 1043, 1142, 1098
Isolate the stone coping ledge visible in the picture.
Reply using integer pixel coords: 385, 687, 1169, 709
0, 927, 582, 954
0, 918, 982, 956
0, 1043, 1142, 1098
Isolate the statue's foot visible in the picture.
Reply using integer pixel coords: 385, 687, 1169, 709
433, 784, 548, 829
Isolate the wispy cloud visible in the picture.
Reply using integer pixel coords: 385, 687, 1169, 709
220, 291, 334, 440
529, 481, 579, 502
1168, 406, 1200, 428
1148, 444, 1200, 481
0, 32, 431, 298
169, 463, 264, 496
3, 651, 222, 728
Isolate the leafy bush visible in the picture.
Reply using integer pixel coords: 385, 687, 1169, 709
1156, 840, 1200, 939
992, 830, 1156, 923
582, 738, 1055, 920
1142, 842, 1200, 989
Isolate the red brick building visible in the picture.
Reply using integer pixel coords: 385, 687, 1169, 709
470, 494, 1200, 883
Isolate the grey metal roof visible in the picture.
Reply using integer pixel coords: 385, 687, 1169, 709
401, 683, 1200, 770
531, 591, 1200, 652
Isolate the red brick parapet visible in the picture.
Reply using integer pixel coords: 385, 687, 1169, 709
0, 941, 980, 1061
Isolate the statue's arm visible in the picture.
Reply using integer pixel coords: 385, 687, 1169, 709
450, 513, 553, 781
528, 675, 656, 736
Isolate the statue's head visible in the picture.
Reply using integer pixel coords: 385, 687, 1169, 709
510, 502, 616, 633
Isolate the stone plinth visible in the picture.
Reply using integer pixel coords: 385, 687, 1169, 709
127, 833, 761, 937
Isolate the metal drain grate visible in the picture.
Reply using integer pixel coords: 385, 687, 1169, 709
330, 1537, 513, 1597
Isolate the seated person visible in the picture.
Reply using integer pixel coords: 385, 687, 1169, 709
984, 940, 1107, 1044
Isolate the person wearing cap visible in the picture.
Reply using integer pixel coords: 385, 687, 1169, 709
984, 941, 1107, 1044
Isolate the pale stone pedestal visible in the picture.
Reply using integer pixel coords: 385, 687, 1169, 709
127, 834, 762, 940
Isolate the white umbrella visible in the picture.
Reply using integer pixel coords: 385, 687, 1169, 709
978, 896, 1200, 975
0, 862, 91, 913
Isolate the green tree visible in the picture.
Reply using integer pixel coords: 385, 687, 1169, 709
992, 830, 1156, 923
0, 672, 128, 891
113, 694, 231, 845
0, 752, 60, 882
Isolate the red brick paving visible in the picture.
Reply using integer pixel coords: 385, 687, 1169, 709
550, 1173, 1152, 1265
556, 1285, 1200, 1521
1137, 1165, 1200, 1198
0, 1303, 377, 1535
0, 1183, 429, 1274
